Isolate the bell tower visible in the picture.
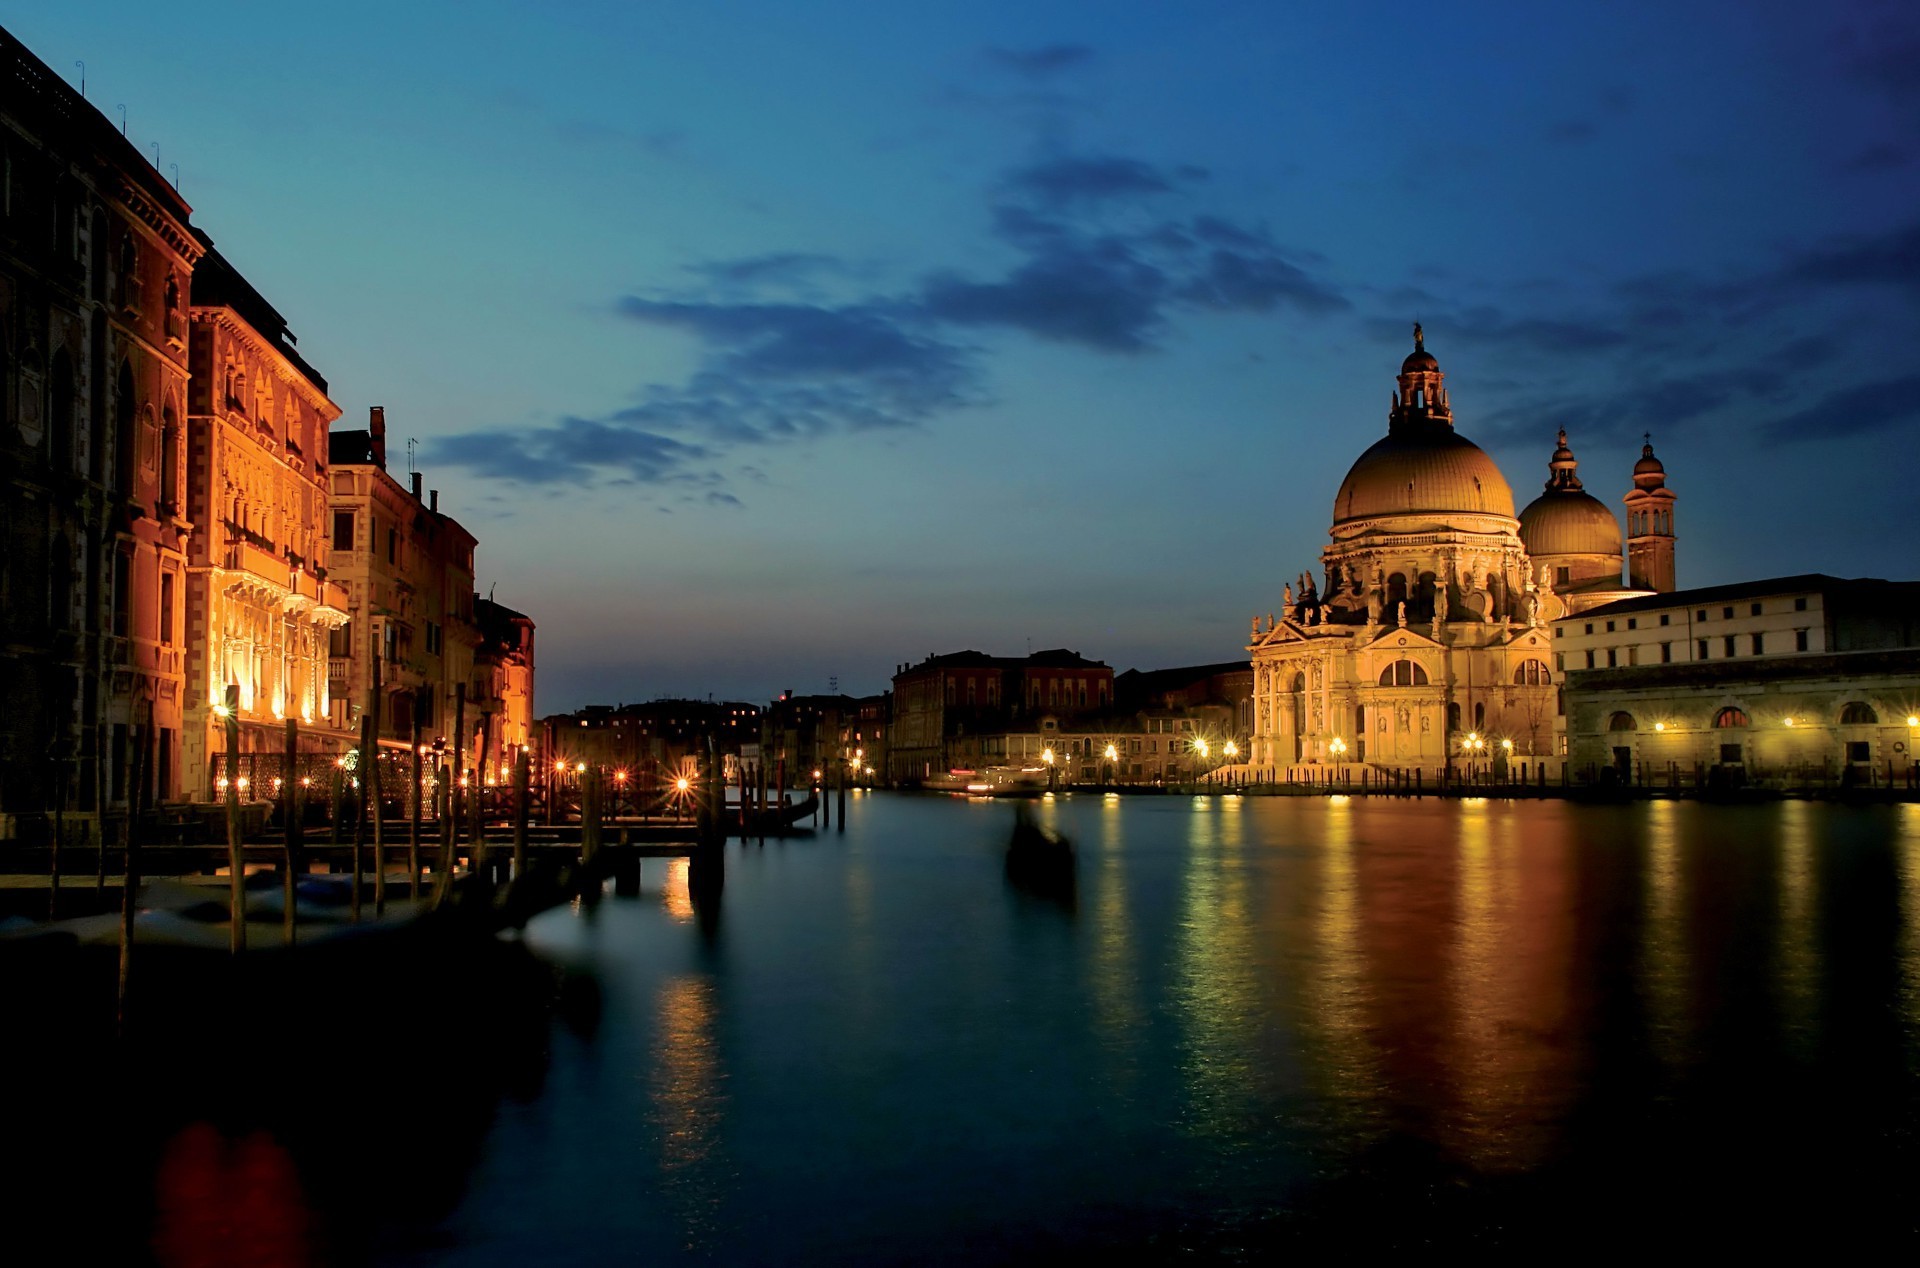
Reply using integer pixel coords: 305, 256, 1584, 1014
1623, 434, 1676, 592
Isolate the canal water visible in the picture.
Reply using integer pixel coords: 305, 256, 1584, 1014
376, 792, 1920, 1263
26, 793, 1920, 1263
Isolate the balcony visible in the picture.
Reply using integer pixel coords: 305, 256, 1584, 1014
224, 539, 288, 588
328, 657, 350, 685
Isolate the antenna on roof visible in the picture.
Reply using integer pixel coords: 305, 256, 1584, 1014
407, 437, 418, 474
73, 61, 84, 97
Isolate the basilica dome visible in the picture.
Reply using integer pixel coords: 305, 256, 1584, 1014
1333, 428, 1517, 523
1517, 429, 1622, 557
1332, 327, 1517, 526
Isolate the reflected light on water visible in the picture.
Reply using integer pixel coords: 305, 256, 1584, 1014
1776, 800, 1820, 1055
662, 857, 694, 924
152, 1123, 316, 1268
1172, 787, 1259, 1143
1444, 801, 1573, 1170
1897, 805, 1920, 1064
1306, 794, 1381, 1137
1642, 799, 1692, 1069
649, 975, 728, 1250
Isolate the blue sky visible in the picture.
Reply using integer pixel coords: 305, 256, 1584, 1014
20, 2, 1918, 709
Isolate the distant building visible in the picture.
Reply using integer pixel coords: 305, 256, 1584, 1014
888, 649, 1112, 783
474, 596, 536, 780
1557, 575, 1920, 781
328, 408, 479, 765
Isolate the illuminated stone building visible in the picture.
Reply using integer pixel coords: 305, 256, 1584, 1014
1556, 575, 1920, 782
1247, 329, 1676, 778
0, 30, 199, 829
474, 596, 536, 779
327, 408, 479, 768
180, 243, 349, 795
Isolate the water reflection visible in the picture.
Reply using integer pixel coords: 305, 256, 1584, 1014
1641, 799, 1692, 1070
1173, 794, 1261, 1145
648, 974, 729, 1253
1775, 800, 1820, 1055
1898, 805, 1920, 1064
1443, 801, 1574, 1170
1304, 794, 1384, 1140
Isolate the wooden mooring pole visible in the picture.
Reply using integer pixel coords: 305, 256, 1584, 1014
117, 717, 148, 1033
472, 707, 491, 878
371, 656, 386, 916
283, 716, 299, 946
512, 746, 529, 881
225, 685, 246, 953
581, 765, 603, 868
409, 693, 423, 899
352, 711, 370, 922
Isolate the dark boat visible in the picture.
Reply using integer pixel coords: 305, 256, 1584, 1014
1006, 804, 1074, 898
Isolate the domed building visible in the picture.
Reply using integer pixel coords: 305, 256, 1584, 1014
1245, 327, 1677, 777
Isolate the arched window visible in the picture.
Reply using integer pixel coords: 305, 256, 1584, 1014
1378, 659, 1428, 687
1608, 711, 1637, 732
1513, 659, 1551, 685
1838, 702, 1878, 726
1713, 707, 1749, 729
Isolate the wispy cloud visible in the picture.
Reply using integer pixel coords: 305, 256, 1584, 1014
431, 140, 1352, 497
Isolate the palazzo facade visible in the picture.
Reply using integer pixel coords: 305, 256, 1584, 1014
1247, 328, 1678, 777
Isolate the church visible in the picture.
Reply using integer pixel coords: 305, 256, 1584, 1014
1246, 327, 1677, 776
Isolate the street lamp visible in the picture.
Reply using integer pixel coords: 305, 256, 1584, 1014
1103, 743, 1118, 786
1328, 736, 1347, 762
1042, 746, 1056, 790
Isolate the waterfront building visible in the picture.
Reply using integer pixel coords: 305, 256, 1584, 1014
327, 408, 480, 770
0, 29, 200, 830
180, 243, 349, 796
474, 596, 536, 782
1556, 575, 1920, 781
1246, 328, 1674, 780
887, 649, 1113, 784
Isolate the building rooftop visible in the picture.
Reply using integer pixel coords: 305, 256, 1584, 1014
189, 238, 330, 394
1569, 574, 1903, 620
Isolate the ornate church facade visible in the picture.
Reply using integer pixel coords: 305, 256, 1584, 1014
1247, 328, 1677, 776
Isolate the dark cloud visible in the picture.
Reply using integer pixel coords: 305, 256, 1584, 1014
1180, 248, 1349, 315
922, 247, 1169, 351
1779, 219, 1920, 295
1758, 374, 1920, 444
443, 145, 1349, 494
983, 44, 1094, 78
426, 417, 711, 486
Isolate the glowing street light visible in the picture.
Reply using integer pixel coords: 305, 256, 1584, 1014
1223, 740, 1238, 759
1328, 736, 1347, 761
674, 776, 691, 793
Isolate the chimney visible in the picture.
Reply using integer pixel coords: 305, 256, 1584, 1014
410, 471, 422, 500
430, 489, 439, 513
369, 406, 387, 469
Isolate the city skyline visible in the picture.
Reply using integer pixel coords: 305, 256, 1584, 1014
22, 2, 1918, 710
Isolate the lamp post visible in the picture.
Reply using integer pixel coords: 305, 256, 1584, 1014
1500, 737, 1513, 785
1043, 746, 1056, 791
1103, 743, 1119, 787
1328, 736, 1347, 786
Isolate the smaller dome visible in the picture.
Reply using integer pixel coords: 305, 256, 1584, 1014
1519, 489, 1622, 558
1633, 435, 1668, 489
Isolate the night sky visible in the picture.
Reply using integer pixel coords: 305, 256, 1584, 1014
24, 2, 1918, 709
